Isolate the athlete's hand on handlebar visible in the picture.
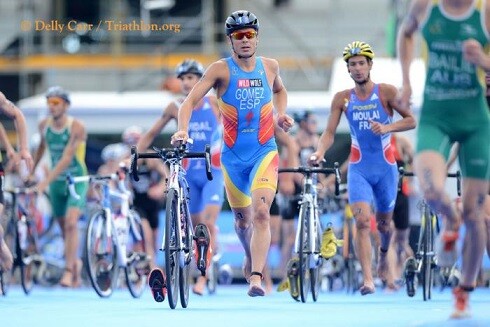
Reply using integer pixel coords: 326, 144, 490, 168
170, 131, 189, 146
308, 153, 324, 167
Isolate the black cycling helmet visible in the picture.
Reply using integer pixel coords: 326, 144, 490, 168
175, 59, 204, 78
225, 10, 259, 36
45, 86, 71, 104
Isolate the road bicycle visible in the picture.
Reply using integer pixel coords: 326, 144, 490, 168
130, 142, 212, 309
278, 163, 340, 303
67, 166, 149, 298
1, 184, 43, 295
398, 167, 461, 301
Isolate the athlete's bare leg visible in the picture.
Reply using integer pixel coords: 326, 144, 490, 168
376, 211, 395, 287
391, 227, 413, 280
247, 189, 274, 296
414, 153, 461, 231
459, 179, 488, 288
279, 219, 295, 277
352, 202, 376, 295
59, 207, 82, 287
233, 207, 253, 281
0, 224, 13, 271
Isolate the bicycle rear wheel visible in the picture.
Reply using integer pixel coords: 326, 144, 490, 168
165, 189, 180, 309
421, 208, 433, 301
85, 210, 118, 298
125, 209, 148, 298
298, 203, 311, 303
179, 199, 192, 308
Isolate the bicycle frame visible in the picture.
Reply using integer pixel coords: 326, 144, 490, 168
164, 157, 192, 266
398, 167, 461, 301
280, 165, 341, 257
130, 142, 212, 309
278, 163, 340, 302
67, 167, 147, 298
68, 170, 142, 268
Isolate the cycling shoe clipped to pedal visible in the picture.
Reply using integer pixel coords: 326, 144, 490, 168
286, 257, 300, 301
194, 223, 211, 276
149, 268, 167, 303
404, 257, 418, 297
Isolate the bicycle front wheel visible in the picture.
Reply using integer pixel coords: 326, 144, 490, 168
310, 221, 322, 301
298, 203, 311, 303
85, 210, 118, 298
125, 209, 148, 298
19, 216, 40, 295
165, 189, 180, 309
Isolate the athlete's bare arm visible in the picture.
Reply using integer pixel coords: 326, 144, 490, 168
397, 0, 429, 106
310, 90, 348, 165
372, 84, 416, 134
263, 57, 293, 132
176, 61, 227, 134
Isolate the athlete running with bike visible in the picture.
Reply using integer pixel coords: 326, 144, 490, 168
171, 10, 294, 297
137, 59, 224, 298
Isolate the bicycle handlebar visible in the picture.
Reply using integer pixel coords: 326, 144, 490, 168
397, 167, 461, 196
278, 162, 341, 196
66, 168, 128, 200
130, 141, 213, 182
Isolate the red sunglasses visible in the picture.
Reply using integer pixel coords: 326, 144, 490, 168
230, 30, 257, 40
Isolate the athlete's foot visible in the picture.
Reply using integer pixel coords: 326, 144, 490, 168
59, 269, 73, 288
359, 282, 375, 295
450, 286, 471, 319
0, 239, 13, 271
436, 230, 459, 268
247, 272, 265, 297
377, 249, 394, 286
242, 256, 251, 283
192, 276, 207, 296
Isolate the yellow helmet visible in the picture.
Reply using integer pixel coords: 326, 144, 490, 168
343, 41, 375, 62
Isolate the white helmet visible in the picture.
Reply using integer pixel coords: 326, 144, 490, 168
122, 125, 143, 146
